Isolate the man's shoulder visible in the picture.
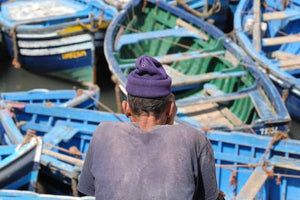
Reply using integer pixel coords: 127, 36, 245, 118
94, 121, 134, 135
98, 121, 130, 128
162, 124, 208, 142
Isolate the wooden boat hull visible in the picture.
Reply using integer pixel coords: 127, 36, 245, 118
1, 85, 99, 109
104, 0, 290, 135
1, 102, 299, 199
0, 137, 42, 191
0, 0, 117, 85
234, 0, 300, 121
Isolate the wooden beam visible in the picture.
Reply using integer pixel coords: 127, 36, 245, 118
236, 167, 270, 199
42, 149, 83, 167
176, 18, 208, 40
263, 35, 300, 46
263, 10, 300, 21
272, 51, 300, 60
164, 65, 246, 87
280, 58, 300, 68
253, 0, 262, 52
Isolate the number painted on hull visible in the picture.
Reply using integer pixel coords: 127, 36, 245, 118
260, 126, 278, 135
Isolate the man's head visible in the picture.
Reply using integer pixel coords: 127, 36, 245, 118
122, 55, 177, 124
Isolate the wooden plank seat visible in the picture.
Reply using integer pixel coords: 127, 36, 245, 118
263, 35, 300, 46
271, 51, 300, 70
279, 58, 300, 69
263, 9, 300, 21
176, 84, 257, 106
176, 84, 255, 129
119, 50, 225, 70
115, 27, 205, 51
272, 51, 300, 60
163, 65, 246, 87
177, 102, 242, 129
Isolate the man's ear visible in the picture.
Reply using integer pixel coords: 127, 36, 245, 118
122, 100, 131, 117
166, 101, 177, 125
166, 101, 176, 117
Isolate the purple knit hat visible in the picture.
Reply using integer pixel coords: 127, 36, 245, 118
126, 55, 172, 98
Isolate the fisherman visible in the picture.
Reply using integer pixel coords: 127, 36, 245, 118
78, 55, 222, 200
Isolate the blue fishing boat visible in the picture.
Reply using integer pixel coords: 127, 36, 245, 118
234, 0, 300, 120
0, 137, 42, 191
206, 129, 300, 200
1, 85, 100, 109
1, 102, 299, 199
0, 102, 129, 195
0, 189, 94, 200
104, 0, 290, 135
0, 0, 117, 85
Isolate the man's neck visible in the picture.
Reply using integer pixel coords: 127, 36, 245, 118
131, 113, 167, 132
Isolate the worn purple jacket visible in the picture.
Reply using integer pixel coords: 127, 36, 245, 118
78, 121, 218, 200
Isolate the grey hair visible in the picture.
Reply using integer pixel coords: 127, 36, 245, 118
127, 93, 175, 119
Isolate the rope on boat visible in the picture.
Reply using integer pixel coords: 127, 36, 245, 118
131, 1, 136, 18
16, 129, 36, 150
216, 131, 294, 187
10, 25, 21, 68
44, 143, 84, 157
111, 75, 123, 113
76, 18, 99, 33
142, 0, 148, 12
259, 131, 289, 165
82, 90, 127, 122
71, 176, 79, 197
282, 89, 289, 103
175, 0, 221, 19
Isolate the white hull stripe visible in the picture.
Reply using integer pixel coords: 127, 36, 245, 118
292, 87, 300, 97
18, 34, 92, 48
269, 73, 284, 86
33, 137, 43, 163
17, 31, 104, 39
20, 42, 93, 56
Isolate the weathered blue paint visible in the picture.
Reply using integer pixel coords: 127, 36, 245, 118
0, 137, 42, 191
1, 86, 100, 109
234, 0, 300, 121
